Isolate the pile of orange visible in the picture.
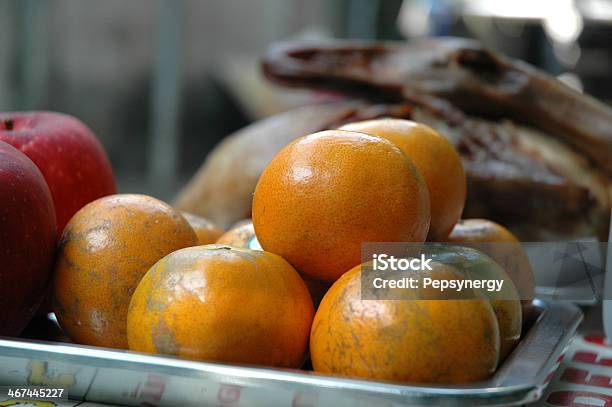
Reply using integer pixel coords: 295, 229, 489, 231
51, 118, 533, 384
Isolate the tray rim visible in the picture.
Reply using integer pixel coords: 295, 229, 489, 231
0, 298, 583, 406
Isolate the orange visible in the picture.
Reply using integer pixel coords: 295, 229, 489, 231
181, 211, 223, 245
446, 219, 535, 305
216, 219, 258, 248
252, 130, 430, 282
127, 245, 314, 367
340, 119, 466, 241
310, 263, 500, 383
53, 194, 197, 349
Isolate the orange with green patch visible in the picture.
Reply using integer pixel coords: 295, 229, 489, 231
127, 245, 314, 368
53, 194, 197, 349
310, 262, 500, 383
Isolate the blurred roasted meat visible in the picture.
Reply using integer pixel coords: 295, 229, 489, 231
262, 38, 612, 176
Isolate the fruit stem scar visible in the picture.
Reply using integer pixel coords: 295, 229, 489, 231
3, 118, 14, 130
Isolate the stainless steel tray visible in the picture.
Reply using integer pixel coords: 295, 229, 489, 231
0, 299, 582, 407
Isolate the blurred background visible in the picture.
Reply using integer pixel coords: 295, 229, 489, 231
1, 0, 611, 200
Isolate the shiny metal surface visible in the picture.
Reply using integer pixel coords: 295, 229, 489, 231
0, 299, 582, 407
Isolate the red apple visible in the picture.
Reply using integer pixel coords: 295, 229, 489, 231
0, 112, 116, 232
0, 141, 57, 336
